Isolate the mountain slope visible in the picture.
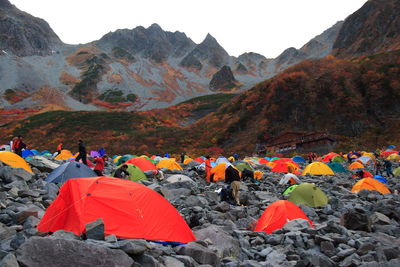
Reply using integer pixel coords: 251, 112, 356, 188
333, 0, 400, 58
191, 50, 400, 153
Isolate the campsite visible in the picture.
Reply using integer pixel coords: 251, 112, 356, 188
0, 148, 399, 266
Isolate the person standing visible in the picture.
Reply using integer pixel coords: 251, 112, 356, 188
375, 159, 383, 176
12, 136, 23, 157
205, 155, 212, 183
225, 165, 241, 206
75, 140, 87, 165
180, 152, 185, 164
383, 159, 394, 177
93, 155, 106, 176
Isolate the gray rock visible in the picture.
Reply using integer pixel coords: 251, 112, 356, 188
133, 253, 161, 267
119, 239, 149, 256
51, 230, 80, 240
0, 166, 34, 183
175, 242, 221, 266
163, 256, 185, 267
174, 255, 198, 267
0, 225, 16, 240
16, 237, 133, 267
341, 210, 371, 232
0, 253, 18, 267
14, 208, 39, 224
370, 212, 391, 225
282, 218, 311, 232
266, 250, 287, 266
85, 218, 104, 240
26, 156, 60, 172
320, 241, 337, 257
105, 234, 117, 243
23, 216, 40, 229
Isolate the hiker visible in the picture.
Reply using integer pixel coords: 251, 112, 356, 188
93, 155, 107, 176
287, 164, 295, 174
347, 152, 353, 164
75, 140, 87, 165
375, 160, 383, 176
225, 165, 241, 205
180, 152, 185, 164
241, 169, 263, 183
383, 159, 394, 177
114, 165, 130, 179
12, 136, 24, 157
233, 153, 239, 161
164, 152, 170, 158
205, 155, 212, 183
355, 170, 365, 179
56, 143, 63, 156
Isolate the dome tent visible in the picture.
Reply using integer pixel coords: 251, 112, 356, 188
38, 177, 196, 243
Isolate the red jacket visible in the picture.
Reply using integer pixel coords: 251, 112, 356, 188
94, 157, 105, 171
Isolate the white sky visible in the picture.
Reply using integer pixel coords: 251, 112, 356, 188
10, 0, 368, 58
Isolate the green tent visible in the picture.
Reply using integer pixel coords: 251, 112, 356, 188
282, 184, 299, 196
141, 156, 156, 165
328, 162, 347, 173
233, 161, 254, 171
332, 156, 345, 163
394, 167, 400, 177
116, 154, 135, 166
288, 183, 328, 207
115, 163, 147, 182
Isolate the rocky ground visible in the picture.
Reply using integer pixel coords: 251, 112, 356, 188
0, 156, 399, 267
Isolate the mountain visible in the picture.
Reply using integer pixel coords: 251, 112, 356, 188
333, 0, 400, 58
0, 0, 62, 57
0, 1, 347, 117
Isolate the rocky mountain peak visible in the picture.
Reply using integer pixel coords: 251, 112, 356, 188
209, 65, 238, 91
0, 0, 13, 8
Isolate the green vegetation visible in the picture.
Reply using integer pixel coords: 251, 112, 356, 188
13, 110, 146, 136
71, 56, 106, 103
178, 93, 237, 112
112, 47, 135, 61
98, 90, 138, 103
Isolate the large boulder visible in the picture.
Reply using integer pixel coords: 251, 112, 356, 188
16, 237, 134, 267
26, 156, 60, 173
0, 166, 33, 183
175, 242, 220, 266
340, 210, 371, 232
194, 224, 240, 258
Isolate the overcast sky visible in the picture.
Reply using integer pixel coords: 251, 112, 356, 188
10, 0, 368, 58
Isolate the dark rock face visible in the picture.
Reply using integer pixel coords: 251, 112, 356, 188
333, 0, 400, 58
16, 237, 134, 267
97, 23, 195, 62
0, 1, 62, 57
180, 33, 230, 70
209, 65, 237, 91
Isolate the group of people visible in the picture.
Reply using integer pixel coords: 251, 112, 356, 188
10, 136, 26, 157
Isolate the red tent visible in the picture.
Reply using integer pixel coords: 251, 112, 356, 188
321, 152, 340, 162
125, 157, 157, 172
38, 177, 196, 243
193, 157, 205, 164
258, 158, 269, 165
381, 150, 398, 157
271, 163, 301, 175
254, 200, 313, 234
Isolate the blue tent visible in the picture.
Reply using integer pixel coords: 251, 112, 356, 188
22, 150, 35, 158
30, 149, 40, 155
98, 148, 106, 156
372, 175, 387, 184
292, 156, 306, 163
46, 162, 97, 183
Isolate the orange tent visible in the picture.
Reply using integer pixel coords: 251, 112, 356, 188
210, 163, 230, 182
125, 157, 157, 172
351, 178, 390, 194
38, 177, 196, 243
273, 158, 299, 168
254, 200, 313, 234
349, 162, 364, 170
271, 162, 301, 175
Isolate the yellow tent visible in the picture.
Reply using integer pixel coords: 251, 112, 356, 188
55, 150, 75, 161
183, 158, 193, 165
0, 151, 33, 173
362, 152, 375, 159
349, 162, 364, 170
156, 158, 183, 171
387, 153, 400, 161
113, 156, 122, 163
351, 178, 390, 194
302, 162, 334, 176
